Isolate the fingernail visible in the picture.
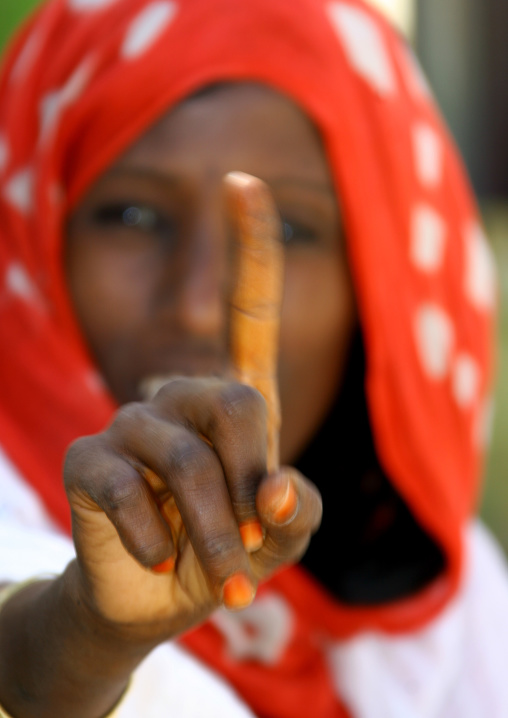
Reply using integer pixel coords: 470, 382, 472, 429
239, 519, 264, 552
270, 479, 298, 524
223, 572, 255, 610
152, 556, 176, 574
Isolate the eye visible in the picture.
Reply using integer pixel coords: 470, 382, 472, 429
282, 219, 317, 245
93, 202, 175, 239
121, 205, 157, 230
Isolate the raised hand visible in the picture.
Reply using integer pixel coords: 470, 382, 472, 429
63, 173, 322, 643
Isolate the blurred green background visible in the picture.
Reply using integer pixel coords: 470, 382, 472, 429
2, 0, 508, 553
0, 0, 39, 49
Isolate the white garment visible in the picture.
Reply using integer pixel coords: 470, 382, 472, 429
329, 522, 508, 718
1, 444, 508, 717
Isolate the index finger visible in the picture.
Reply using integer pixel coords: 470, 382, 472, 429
225, 171, 285, 474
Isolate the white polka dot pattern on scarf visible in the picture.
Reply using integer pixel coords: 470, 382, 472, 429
39, 58, 95, 143
69, 0, 120, 10
3, 168, 34, 215
5, 262, 38, 303
463, 222, 496, 311
121, 1, 178, 59
414, 304, 454, 380
452, 353, 480, 409
413, 123, 442, 188
410, 204, 447, 272
9, 30, 43, 84
326, 2, 396, 96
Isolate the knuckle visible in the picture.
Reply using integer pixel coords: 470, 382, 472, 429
64, 436, 88, 476
154, 376, 190, 403
102, 474, 143, 514
112, 401, 150, 437
63, 435, 106, 490
213, 383, 266, 431
201, 528, 239, 574
166, 436, 217, 486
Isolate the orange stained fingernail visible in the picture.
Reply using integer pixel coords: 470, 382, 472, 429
239, 519, 264, 552
152, 556, 176, 574
270, 478, 298, 524
223, 572, 255, 610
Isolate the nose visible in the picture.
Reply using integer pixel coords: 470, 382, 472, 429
177, 239, 225, 337
167, 195, 229, 340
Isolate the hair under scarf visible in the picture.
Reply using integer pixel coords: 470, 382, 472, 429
0, 0, 496, 715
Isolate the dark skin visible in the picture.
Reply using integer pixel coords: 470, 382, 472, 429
0, 84, 356, 717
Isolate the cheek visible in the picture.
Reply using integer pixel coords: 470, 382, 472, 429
280, 253, 354, 365
278, 253, 356, 462
66, 240, 155, 360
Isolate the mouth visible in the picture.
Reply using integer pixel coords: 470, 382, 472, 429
130, 339, 229, 400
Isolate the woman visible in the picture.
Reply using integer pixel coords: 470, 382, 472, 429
0, 0, 507, 716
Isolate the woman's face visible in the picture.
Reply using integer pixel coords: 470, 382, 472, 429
66, 84, 356, 464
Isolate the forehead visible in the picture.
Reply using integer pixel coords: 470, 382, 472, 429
112, 83, 334, 185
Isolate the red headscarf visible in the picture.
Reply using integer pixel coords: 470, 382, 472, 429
0, 1, 496, 716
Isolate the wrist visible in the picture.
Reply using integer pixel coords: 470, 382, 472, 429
0, 676, 131, 718
61, 560, 164, 654
0, 568, 147, 718
59, 560, 166, 662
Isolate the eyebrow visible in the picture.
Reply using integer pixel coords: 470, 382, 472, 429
102, 165, 183, 188
102, 165, 337, 203
268, 177, 336, 198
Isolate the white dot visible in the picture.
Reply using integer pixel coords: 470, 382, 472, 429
3, 168, 34, 214
463, 221, 496, 311
410, 204, 446, 272
40, 94, 61, 142
69, 0, 119, 10
10, 30, 42, 84
414, 304, 454, 379
326, 2, 396, 96
5, 262, 38, 301
210, 594, 293, 665
121, 1, 178, 60
412, 123, 442, 188
39, 59, 94, 142
452, 353, 480, 408
0, 135, 9, 173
